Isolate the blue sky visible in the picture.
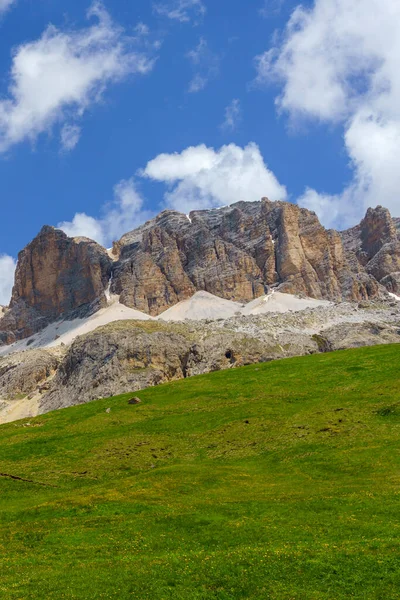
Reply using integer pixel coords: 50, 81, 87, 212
0, 0, 399, 303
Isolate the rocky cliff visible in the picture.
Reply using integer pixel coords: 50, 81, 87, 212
1, 199, 399, 343
0, 226, 111, 344
111, 199, 380, 315
341, 206, 400, 294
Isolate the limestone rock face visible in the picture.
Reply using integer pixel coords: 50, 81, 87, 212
0, 349, 61, 400
361, 206, 398, 260
341, 206, 400, 293
2, 201, 400, 345
40, 322, 193, 411
112, 199, 381, 315
320, 321, 400, 352
0, 226, 111, 344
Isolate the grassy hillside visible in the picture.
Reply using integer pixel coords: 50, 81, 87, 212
1, 345, 400, 599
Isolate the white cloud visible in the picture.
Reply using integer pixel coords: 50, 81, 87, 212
59, 144, 286, 244
153, 0, 206, 23
255, 0, 381, 122
58, 178, 154, 247
298, 187, 360, 231
221, 99, 241, 131
0, 0, 16, 16
142, 142, 287, 213
256, 0, 400, 227
103, 178, 152, 243
186, 36, 207, 64
135, 22, 150, 36
186, 37, 218, 93
57, 213, 105, 243
188, 74, 207, 93
0, 1, 155, 153
0, 255, 16, 306
60, 124, 81, 152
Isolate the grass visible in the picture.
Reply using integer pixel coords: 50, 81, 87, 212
1, 344, 400, 599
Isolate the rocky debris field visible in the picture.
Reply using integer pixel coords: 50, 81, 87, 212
0, 297, 399, 423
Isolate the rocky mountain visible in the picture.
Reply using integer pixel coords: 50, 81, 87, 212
111, 199, 377, 314
1, 199, 399, 344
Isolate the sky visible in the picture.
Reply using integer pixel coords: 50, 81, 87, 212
0, 0, 400, 304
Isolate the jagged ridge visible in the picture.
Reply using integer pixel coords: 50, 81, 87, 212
1, 199, 400, 344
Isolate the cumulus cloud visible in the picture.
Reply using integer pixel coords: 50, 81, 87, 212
142, 142, 287, 213
0, 255, 16, 306
58, 178, 154, 247
256, 0, 400, 227
0, 0, 16, 16
153, 0, 206, 23
57, 213, 104, 243
221, 99, 241, 131
59, 143, 286, 244
187, 37, 219, 93
0, 1, 155, 153
298, 186, 361, 231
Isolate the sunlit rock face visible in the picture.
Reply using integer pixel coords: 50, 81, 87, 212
2, 199, 400, 343
0, 226, 111, 344
342, 206, 400, 294
111, 199, 380, 316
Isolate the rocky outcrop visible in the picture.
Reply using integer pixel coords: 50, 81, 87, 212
0, 347, 64, 424
319, 321, 400, 352
0, 226, 112, 344
40, 322, 193, 411
37, 305, 400, 414
0, 348, 61, 400
361, 206, 398, 260
39, 321, 277, 412
112, 200, 382, 316
341, 206, 400, 294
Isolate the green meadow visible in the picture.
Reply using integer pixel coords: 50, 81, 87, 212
1, 344, 400, 599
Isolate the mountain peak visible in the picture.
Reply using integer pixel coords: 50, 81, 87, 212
1, 199, 399, 345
